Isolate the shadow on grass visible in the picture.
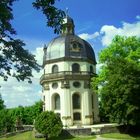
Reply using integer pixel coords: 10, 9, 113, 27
116, 125, 140, 140
49, 130, 74, 140
49, 136, 74, 140
118, 125, 139, 133
49, 130, 96, 140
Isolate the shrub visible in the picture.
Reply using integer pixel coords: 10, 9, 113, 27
35, 111, 63, 139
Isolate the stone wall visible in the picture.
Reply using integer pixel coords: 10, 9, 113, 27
63, 128, 91, 136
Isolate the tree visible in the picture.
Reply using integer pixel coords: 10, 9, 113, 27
33, 0, 65, 34
31, 100, 43, 120
8, 100, 43, 125
0, 109, 15, 135
0, 94, 5, 110
0, 0, 66, 82
35, 111, 63, 140
92, 36, 140, 125
0, 0, 40, 82
22, 100, 43, 124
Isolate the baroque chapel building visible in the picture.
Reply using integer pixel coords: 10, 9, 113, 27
40, 15, 99, 126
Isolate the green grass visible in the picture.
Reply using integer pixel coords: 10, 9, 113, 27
101, 133, 140, 140
0, 131, 43, 140
1, 131, 140, 140
0, 131, 96, 140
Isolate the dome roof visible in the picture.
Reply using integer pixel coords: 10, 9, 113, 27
43, 16, 96, 65
43, 34, 96, 64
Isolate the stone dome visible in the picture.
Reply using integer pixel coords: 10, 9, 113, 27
43, 16, 96, 65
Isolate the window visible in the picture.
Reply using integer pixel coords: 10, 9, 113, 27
90, 65, 93, 73
73, 112, 81, 121
54, 94, 60, 110
52, 65, 58, 73
52, 83, 58, 89
73, 43, 77, 49
72, 63, 80, 73
73, 93, 80, 109
73, 81, 81, 88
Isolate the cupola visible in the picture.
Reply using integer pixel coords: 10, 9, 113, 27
61, 15, 75, 35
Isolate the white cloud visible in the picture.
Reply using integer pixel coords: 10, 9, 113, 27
0, 76, 42, 108
136, 15, 140, 20
12, 85, 32, 93
32, 47, 44, 81
33, 47, 44, 65
78, 32, 99, 40
100, 20, 140, 46
0, 46, 44, 108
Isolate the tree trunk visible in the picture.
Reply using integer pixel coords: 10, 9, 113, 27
45, 135, 48, 140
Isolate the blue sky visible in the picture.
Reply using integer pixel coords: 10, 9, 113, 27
0, 0, 140, 108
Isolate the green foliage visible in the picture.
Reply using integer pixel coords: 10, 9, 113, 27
0, 94, 5, 110
1, 0, 66, 82
0, 0, 40, 82
32, 100, 43, 119
0, 109, 15, 135
33, 0, 65, 34
0, 100, 43, 135
92, 36, 140, 125
35, 111, 63, 139
8, 101, 43, 125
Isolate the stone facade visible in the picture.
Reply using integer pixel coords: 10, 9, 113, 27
40, 15, 99, 126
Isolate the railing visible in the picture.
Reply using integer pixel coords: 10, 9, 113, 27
40, 71, 96, 82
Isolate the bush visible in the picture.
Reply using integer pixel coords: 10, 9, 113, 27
35, 111, 63, 139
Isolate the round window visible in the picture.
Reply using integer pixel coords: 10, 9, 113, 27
73, 43, 77, 49
52, 83, 58, 89
73, 81, 81, 88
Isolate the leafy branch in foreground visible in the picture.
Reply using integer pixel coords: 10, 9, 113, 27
0, 0, 40, 82
33, 0, 65, 34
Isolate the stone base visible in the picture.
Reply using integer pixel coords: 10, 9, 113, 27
62, 128, 91, 136
63, 123, 119, 135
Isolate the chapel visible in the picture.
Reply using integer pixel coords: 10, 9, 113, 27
40, 15, 99, 126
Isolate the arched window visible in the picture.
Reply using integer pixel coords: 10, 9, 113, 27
72, 63, 80, 73
54, 94, 60, 110
73, 112, 81, 121
52, 65, 58, 73
72, 93, 80, 109
90, 65, 93, 73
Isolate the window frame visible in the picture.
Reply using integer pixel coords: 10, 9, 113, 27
72, 63, 80, 73
72, 93, 81, 109
52, 65, 58, 73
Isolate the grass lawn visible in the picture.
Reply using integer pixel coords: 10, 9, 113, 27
0, 131, 43, 140
0, 131, 96, 140
101, 133, 140, 140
